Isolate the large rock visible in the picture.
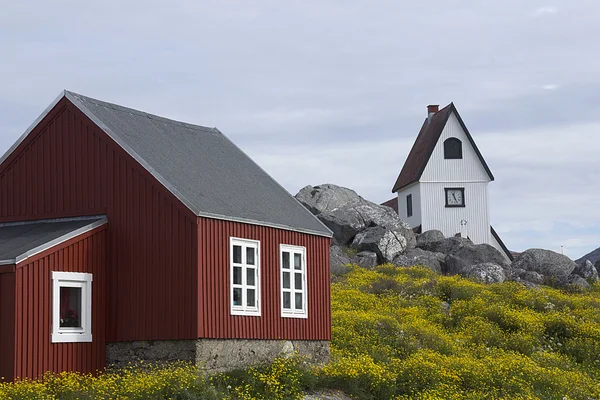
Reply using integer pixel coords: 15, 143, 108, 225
417, 236, 472, 254
330, 245, 352, 275
568, 274, 591, 291
452, 242, 510, 268
416, 230, 445, 248
295, 184, 362, 215
512, 249, 577, 285
351, 226, 410, 263
420, 236, 510, 275
319, 201, 415, 246
573, 260, 599, 282
392, 248, 445, 273
520, 270, 544, 285
464, 263, 506, 284
351, 251, 378, 269
295, 184, 415, 247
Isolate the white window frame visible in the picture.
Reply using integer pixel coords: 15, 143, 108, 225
230, 237, 261, 316
52, 271, 93, 343
280, 244, 308, 319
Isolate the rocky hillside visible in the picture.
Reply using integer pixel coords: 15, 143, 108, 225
576, 246, 600, 266
296, 184, 598, 291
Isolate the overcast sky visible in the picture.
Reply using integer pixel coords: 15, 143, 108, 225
1, 1, 599, 259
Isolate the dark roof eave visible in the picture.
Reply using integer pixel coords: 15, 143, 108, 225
491, 226, 513, 261
392, 103, 494, 193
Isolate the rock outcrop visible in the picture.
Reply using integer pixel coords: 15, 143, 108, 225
352, 226, 411, 263
573, 260, 599, 283
302, 183, 591, 290
512, 249, 577, 286
392, 248, 445, 274
416, 230, 445, 248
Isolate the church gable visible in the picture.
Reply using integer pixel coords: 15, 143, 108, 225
421, 111, 492, 183
391, 103, 493, 192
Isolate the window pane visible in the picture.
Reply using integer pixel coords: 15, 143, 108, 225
60, 287, 82, 328
295, 273, 302, 290
282, 252, 290, 269
283, 272, 290, 289
294, 253, 302, 270
246, 247, 255, 265
295, 293, 303, 310
247, 289, 255, 307
233, 245, 242, 264
233, 288, 242, 306
233, 267, 242, 284
247, 268, 255, 286
283, 292, 291, 309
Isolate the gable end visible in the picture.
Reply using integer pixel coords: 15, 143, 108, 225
392, 103, 494, 192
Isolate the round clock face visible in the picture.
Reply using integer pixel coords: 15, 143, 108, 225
446, 189, 464, 206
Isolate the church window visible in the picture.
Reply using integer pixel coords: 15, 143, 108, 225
444, 138, 462, 159
406, 194, 413, 217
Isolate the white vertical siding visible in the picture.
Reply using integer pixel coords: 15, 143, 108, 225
421, 113, 491, 183
421, 182, 490, 245
397, 183, 421, 228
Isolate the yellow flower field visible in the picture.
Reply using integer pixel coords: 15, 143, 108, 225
3, 264, 600, 399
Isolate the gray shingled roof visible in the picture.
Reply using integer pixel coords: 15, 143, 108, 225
64, 91, 331, 237
0, 216, 107, 265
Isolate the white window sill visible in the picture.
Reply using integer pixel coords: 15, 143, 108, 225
52, 333, 93, 343
281, 311, 308, 319
231, 308, 261, 317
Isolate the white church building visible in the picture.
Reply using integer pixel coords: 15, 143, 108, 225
385, 103, 512, 261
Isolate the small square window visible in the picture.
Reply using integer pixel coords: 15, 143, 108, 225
52, 271, 93, 343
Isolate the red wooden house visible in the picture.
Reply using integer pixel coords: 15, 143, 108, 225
0, 91, 332, 381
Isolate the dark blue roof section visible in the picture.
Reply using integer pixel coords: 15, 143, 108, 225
65, 91, 332, 237
0, 216, 107, 264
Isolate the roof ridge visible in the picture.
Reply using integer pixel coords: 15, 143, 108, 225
66, 90, 217, 133
0, 215, 107, 228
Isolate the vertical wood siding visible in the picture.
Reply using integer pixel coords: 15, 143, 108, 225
396, 183, 422, 229
0, 100, 198, 342
0, 269, 16, 382
421, 112, 491, 183
12, 226, 106, 380
420, 182, 490, 244
198, 217, 331, 340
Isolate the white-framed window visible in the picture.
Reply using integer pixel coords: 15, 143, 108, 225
52, 271, 93, 343
230, 237, 261, 316
280, 244, 308, 318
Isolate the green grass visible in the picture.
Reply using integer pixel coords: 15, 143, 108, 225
3, 264, 600, 399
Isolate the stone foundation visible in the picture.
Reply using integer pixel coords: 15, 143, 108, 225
106, 339, 330, 372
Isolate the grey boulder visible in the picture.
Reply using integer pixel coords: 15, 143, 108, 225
295, 184, 362, 215
416, 230, 445, 248
319, 202, 415, 246
351, 251, 378, 269
417, 236, 472, 254
573, 260, 599, 282
464, 263, 506, 284
520, 270, 545, 285
512, 249, 577, 285
392, 248, 445, 273
433, 238, 510, 275
351, 226, 410, 263
568, 274, 591, 291
330, 245, 352, 275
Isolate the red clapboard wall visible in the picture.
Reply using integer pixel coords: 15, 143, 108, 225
0, 225, 106, 381
0, 99, 198, 342
198, 217, 331, 340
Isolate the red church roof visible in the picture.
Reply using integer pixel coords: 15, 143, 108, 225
391, 103, 494, 192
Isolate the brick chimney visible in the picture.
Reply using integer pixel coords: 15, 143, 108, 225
427, 104, 439, 121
